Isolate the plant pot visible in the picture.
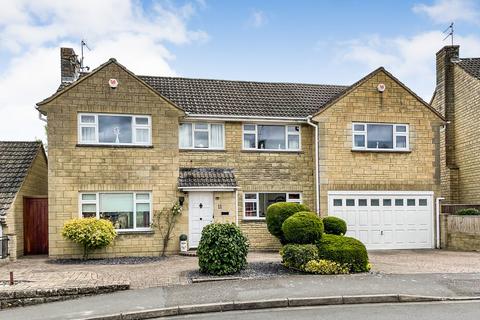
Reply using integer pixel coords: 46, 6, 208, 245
180, 240, 188, 252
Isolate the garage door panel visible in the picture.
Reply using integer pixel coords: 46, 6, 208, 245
329, 192, 433, 250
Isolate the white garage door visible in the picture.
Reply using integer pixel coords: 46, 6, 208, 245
328, 191, 434, 250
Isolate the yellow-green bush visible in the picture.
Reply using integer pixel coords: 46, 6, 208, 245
62, 218, 117, 259
303, 259, 349, 275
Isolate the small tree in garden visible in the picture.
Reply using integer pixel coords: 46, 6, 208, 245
62, 218, 117, 260
151, 202, 183, 256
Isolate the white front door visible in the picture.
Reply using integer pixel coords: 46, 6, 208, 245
328, 191, 434, 250
189, 192, 214, 248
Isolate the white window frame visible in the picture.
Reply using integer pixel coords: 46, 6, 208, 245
352, 122, 409, 151
179, 122, 225, 150
243, 192, 302, 220
242, 124, 301, 151
78, 113, 152, 146
78, 191, 152, 232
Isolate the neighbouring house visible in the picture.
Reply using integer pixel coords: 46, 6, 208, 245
0, 141, 48, 261
431, 45, 480, 204
36, 48, 444, 258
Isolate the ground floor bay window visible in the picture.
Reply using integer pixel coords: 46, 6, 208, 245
244, 192, 302, 219
79, 192, 152, 231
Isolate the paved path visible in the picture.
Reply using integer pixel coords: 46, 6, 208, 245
1, 250, 479, 292
1, 272, 480, 320
166, 301, 480, 320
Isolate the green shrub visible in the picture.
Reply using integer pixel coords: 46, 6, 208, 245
280, 244, 319, 270
316, 234, 370, 273
304, 259, 350, 275
266, 202, 310, 244
282, 212, 323, 244
456, 208, 480, 215
62, 218, 117, 259
197, 223, 249, 275
323, 216, 347, 235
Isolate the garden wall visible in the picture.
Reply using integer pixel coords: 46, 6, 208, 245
440, 204, 480, 251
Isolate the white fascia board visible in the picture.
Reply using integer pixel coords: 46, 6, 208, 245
179, 186, 238, 192
185, 114, 308, 123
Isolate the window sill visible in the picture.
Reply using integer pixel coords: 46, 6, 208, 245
241, 149, 303, 154
179, 148, 226, 152
116, 230, 154, 235
242, 218, 266, 222
76, 144, 153, 149
351, 149, 411, 154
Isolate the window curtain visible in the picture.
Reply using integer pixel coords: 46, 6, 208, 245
210, 124, 224, 149
179, 123, 192, 148
81, 127, 96, 142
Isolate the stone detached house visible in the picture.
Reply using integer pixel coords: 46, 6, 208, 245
432, 45, 480, 204
0, 141, 48, 261
36, 48, 444, 258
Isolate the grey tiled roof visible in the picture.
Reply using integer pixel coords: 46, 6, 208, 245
0, 141, 42, 216
140, 76, 348, 118
458, 58, 480, 80
178, 168, 237, 188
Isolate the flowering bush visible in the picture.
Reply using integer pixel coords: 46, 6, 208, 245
62, 218, 116, 259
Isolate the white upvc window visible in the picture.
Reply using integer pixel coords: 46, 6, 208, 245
78, 113, 152, 146
352, 123, 409, 151
179, 122, 225, 149
243, 192, 302, 219
243, 124, 301, 151
79, 192, 152, 231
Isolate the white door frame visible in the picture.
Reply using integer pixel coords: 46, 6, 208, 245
328, 191, 434, 249
188, 191, 214, 248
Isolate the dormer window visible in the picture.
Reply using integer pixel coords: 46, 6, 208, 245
78, 113, 151, 146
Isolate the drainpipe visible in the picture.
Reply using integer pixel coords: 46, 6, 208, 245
235, 189, 239, 226
436, 197, 445, 249
306, 116, 320, 215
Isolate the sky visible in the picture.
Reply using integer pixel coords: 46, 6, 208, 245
0, 0, 479, 141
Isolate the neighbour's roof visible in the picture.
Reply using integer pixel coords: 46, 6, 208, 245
178, 168, 237, 188
0, 141, 43, 216
139, 76, 348, 118
458, 58, 480, 80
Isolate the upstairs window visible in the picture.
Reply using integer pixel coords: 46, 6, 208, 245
179, 123, 225, 149
352, 123, 409, 151
78, 113, 151, 146
243, 124, 301, 151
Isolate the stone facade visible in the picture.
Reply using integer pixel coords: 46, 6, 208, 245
440, 214, 480, 251
431, 46, 480, 203
4, 150, 48, 260
39, 59, 442, 257
179, 123, 315, 250
313, 69, 443, 214
38, 61, 185, 258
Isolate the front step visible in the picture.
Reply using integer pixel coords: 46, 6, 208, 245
180, 250, 197, 257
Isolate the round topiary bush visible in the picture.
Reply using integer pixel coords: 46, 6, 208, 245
62, 218, 117, 259
266, 202, 310, 244
280, 244, 319, 270
316, 234, 370, 273
197, 223, 249, 275
323, 216, 347, 235
282, 211, 324, 244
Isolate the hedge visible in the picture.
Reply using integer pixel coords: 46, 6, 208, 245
266, 202, 310, 244
282, 211, 323, 244
323, 216, 347, 235
456, 208, 480, 215
197, 223, 249, 275
280, 244, 319, 270
316, 234, 370, 273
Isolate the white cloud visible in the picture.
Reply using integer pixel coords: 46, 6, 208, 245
335, 31, 480, 100
247, 9, 268, 28
413, 0, 480, 24
0, 0, 207, 141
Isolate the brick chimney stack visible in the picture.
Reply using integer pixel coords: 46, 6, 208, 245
60, 47, 81, 83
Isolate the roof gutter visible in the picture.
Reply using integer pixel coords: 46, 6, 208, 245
184, 113, 307, 123
306, 115, 320, 215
